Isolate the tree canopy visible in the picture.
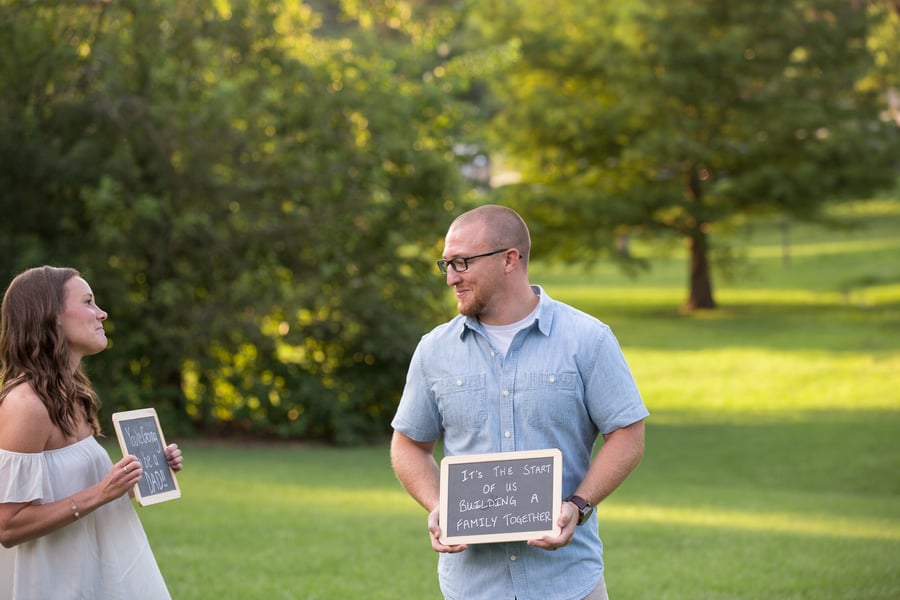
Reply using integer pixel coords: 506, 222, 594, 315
0, 0, 473, 442
475, 0, 900, 309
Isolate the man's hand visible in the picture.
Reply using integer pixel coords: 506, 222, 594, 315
527, 500, 579, 551
428, 506, 469, 554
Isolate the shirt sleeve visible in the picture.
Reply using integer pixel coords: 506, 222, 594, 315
585, 328, 650, 434
0, 449, 47, 503
391, 339, 443, 442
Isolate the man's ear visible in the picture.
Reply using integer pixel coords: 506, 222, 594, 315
505, 249, 521, 272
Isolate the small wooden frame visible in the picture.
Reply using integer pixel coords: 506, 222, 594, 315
439, 448, 562, 545
112, 408, 181, 506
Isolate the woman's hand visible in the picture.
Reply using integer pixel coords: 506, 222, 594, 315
165, 443, 183, 472
101, 455, 144, 501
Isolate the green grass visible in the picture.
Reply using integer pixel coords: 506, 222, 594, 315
134, 199, 899, 599
132, 444, 438, 598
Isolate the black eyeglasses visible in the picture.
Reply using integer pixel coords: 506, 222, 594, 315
436, 248, 510, 274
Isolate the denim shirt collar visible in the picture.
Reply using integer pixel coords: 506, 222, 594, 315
458, 285, 553, 340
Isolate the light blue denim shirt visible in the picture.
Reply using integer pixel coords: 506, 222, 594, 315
392, 286, 649, 600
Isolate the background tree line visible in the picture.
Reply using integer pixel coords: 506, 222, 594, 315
1, 0, 897, 442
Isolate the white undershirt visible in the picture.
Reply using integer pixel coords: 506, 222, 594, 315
481, 303, 540, 358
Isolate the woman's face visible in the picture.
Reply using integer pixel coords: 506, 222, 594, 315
60, 276, 108, 361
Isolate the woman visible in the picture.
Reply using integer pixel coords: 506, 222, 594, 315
0, 266, 183, 599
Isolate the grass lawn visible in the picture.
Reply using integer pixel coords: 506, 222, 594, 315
134, 199, 899, 599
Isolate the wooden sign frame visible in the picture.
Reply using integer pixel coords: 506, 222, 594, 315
439, 448, 562, 545
112, 408, 181, 506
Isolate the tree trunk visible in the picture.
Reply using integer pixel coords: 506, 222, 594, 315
780, 218, 791, 267
685, 229, 716, 310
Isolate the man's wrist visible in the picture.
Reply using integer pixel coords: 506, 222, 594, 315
565, 494, 594, 525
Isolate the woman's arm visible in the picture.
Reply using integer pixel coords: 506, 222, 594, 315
0, 386, 142, 547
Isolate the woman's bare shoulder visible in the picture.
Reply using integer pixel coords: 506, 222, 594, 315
0, 383, 52, 453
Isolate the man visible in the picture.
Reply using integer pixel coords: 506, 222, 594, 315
391, 205, 648, 600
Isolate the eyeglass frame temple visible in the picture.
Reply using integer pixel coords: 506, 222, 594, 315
435, 248, 512, 274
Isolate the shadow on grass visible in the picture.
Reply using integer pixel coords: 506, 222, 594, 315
593, 302, 899, 354
603, 518, 899, 600
598, 411, 900, 599
633, 411, 900, 502
132, 408, 900, 599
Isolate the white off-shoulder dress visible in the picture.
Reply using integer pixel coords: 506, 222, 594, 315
0, 436, 171, 600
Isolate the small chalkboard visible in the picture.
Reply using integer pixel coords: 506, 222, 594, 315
112, 408, 181, 507
439, 448, 562, 545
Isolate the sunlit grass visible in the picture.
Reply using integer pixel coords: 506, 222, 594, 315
748, 237, 900, 259
602, 503, 900, 541
134, 444, 441, 599
632, 347, 900, 419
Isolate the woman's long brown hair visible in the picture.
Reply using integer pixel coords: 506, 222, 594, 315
0, 266, 101, 437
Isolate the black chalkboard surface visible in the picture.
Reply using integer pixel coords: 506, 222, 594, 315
112, 408, 181, 506
439, 448, 562, 545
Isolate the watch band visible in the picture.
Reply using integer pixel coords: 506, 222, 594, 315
565, 494, 594, 525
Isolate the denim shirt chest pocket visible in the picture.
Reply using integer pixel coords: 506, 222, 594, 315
434, 374, 487, 431
519, 371, 579, 426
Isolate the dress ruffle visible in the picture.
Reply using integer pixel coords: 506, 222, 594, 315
0, 450, 47, 504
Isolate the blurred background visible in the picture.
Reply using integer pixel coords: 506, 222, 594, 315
1, 0, 897, 444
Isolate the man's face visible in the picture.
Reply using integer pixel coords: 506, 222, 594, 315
441, 222, 506, 318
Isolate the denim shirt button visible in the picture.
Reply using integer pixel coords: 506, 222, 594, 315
548, 376, 556, 383
502, 390, 510, 397
456, 379, 463, 386
510, 555, 517, 561
504, 431, 511, 438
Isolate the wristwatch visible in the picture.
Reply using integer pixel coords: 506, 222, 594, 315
566, 494, 594, 525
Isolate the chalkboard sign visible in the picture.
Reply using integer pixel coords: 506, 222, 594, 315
439, 448, 562, 545
112, 408, 181, 507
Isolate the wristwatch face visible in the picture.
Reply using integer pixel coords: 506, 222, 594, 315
578, 504, 593, 524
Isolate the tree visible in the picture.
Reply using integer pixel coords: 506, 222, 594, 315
859, 1, 900, 127
0, 0, 470, 442
0, 0, 121, 286
473, 0, 900, 309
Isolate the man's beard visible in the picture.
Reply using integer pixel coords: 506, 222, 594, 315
458, 293, 486, 319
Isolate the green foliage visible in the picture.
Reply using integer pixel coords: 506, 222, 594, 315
860, 1, 900, 92
472, 0, 900, 309
0, 0, 122, 283
0, 0, 468, 442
